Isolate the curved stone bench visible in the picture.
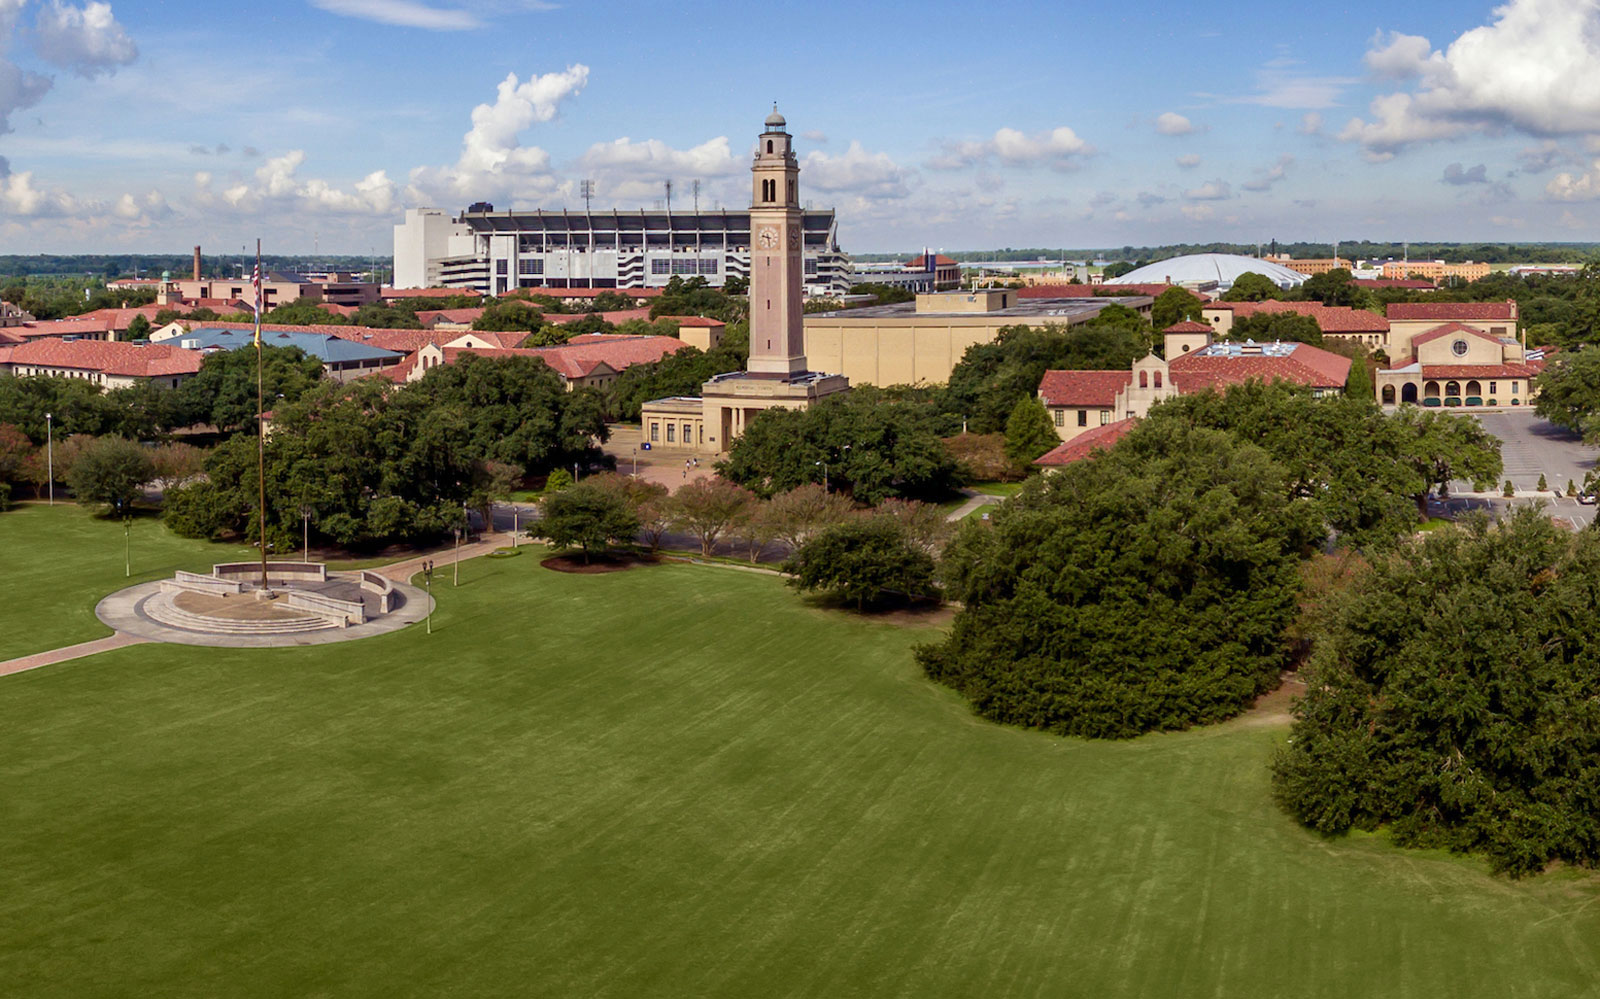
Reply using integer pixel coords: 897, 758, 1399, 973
358, 570, 398, 613
212, 561, 328, 585
143, 594, 334, 635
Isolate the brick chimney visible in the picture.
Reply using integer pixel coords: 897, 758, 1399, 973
192, 246, 201, 281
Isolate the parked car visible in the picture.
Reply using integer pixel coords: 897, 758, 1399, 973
1578, 492, 1596, 505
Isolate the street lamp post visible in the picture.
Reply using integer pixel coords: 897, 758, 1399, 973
631, 446, 638, 477
453, 527, 461, 586
573, 461, 580, 482
815, 460, 827, 492
116, 498, 130, 577
512, 508, 519, 547
45, 412, 52, 506
423, 559, 434, 635
301, 505, 312, 561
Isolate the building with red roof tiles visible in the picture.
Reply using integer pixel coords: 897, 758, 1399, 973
0, 339, 202, 389
1017, 283, 1177, 299
1352, 278, 1437, 291
385, 334, 689, 392
657, 315, 726, 351
1375, 313, 1536, 409
415, 307, 484, 329
1201, 299, 1389, 349
1034, 419, 1137, 468
1384, 300, 1519, 364
1037, 327, 1350, 444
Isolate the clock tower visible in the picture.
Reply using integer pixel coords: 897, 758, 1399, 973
747, 106, 807, 375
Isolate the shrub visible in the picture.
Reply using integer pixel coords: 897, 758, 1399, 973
784, 517, 937, 611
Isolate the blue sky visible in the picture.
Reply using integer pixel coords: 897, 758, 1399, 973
1, 0, 1598, 255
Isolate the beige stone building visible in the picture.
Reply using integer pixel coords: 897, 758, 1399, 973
1380, 260, 1491, 283
0, 339, 201, 389
639, 108, 850, 455
1264, 255, 1353, 276
803, 288, 1152, 388
1200, 300, 1389, 350
1374, 301, 1538, 408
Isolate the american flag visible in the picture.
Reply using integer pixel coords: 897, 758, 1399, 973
251, 260, 262, 344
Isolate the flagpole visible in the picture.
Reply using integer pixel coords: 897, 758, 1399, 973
255, 238, 269, 593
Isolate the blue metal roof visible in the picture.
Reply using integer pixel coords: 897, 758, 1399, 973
179, 328, 403, 364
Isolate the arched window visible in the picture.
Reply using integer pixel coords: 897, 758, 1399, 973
766, 140, 773, 154
1445, 380, 1461, 398
1382, 385, 1395, 404
1139, 370, 1148, 388
1153, 371, 1162, 388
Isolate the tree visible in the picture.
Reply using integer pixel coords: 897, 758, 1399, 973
1343, 351, 1374, 401
148, 441, 205, 492
1389, 408, 1502, 515
671, 477, 753, 556
263, 299, 348, 326
591, 291, 635, 312
349, 304, 423, 329
610, 345, 743, 421
740, 501, 785, 563
1534, 348, 1600, 441
1297, 268, 1366, 308
872, 497, 952, 556
1220, 272, 1283, 302
785, 517, 938, 611
65, 437, 155, 513
172, 345, 324, 434
469, 459, 523, 531
539, 481, 640, 563
472, 301, 544, 333
0, 423, 33, 486
762, 482, 855, 553
920, 421, 1321, 739
1003, 396, 1059, 464
1272, 512, 1600, 877
719, 392, 960, 504
125, 314, 151, 340
1226, 310, 1323, 346
1150, 287, 1204, 330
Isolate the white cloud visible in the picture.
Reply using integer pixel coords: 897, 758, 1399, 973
930, 125, 1093, 171
112, 189, 170, 222
1214, 60, 1357, 109
801, 129, 827, 143
308, 0, 480, 30
33, 1, 137, 78
1343, 0, 1600, 158
1184, 179, 1232, 200
407, 64, 587, 202
1241, 154, 1293, 192
1180, 204, 1215, 221
1546, 160, 1600, 200
0, 0, 49, 133
1175, 153, 1201, 169
199, 148, 397, 216
0, 168, 79, 216
1518, 140, 1567, 173
802, 141, 913, 199
1297, 112, 1323, 136
578, 136, 738, 182
1155, 111, 1197, 136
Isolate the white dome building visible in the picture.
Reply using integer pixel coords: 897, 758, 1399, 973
1105, 253, 1306, 292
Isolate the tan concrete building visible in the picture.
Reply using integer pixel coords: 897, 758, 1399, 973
1201, 300, 1389, 350
1380, 260, 1491, 282
804, 288, 1153, 388
640, 108, 850, 454
0, 338, 202, 389
1265, 255, 1352, 276
1384, 301, 1517, 363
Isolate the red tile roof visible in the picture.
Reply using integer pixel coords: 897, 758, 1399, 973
384, 334, 688, 385
1038, 369, 1131, 407
660, 315, 725, 328
1168, 342, 1351, 391
1206, 300, 1388, 333
381, 287, 473, 300
1387, 300, 1516, 322
2, 339, 202, 378
446, 330, 526, 348
187, 320, 454, 355
906, 254, 959, 268
1163, 320, 1212, 333
1035, 419, 1137, 466
1418, 364, 1539, 380
416, 308, 484, 327
1353, 278, 1436, 290
544, 307, 654, 325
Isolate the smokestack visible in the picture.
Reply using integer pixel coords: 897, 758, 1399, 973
192, 246, 201, 281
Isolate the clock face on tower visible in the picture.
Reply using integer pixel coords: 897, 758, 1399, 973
788, 229, 801, 249
758, 226, 778, 248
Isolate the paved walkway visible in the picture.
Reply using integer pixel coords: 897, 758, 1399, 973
945, 490, 998, 522
377, 532, 515, 584
0, 633, 149, 678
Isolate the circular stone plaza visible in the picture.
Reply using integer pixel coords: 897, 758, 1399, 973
96, 561, 433, 648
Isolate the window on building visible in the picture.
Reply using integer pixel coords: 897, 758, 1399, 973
495, 260, 508, 275
1512, 382, 1519, 394
666, 424, 675, 443
649, 423, 659, 442
1154, 371, 1162, 388
682, 424, 693, 443
1100, 411, 1110, 425
1139, 370, 1148, 388
1490, 382, 1497, 394
766, 140, 773, 154
1053, 409, 1063, 427
518, 258, 544, 275
1078, 410, 1087, 427
698, 259, 719, 275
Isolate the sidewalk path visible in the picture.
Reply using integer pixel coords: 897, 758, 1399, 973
945, 490, 997, 523
376, 533, 515, 584
0, 633, 149, 678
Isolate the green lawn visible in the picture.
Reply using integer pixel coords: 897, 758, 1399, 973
0, 504, 253, 661
4, 517, 1600, 996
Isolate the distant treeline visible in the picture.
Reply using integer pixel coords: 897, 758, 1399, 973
851, 243, 1600, 266
0, 255, 387, 279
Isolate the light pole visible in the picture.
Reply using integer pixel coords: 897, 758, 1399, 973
453, 527, 461, 586
300, 504, 312, 561
116, 498, 130, 577
45, 412, 52, 505
631, 446, 638, 477
422, 559, 434, 635
815, 460, 827, 492
573, 461, 580, 482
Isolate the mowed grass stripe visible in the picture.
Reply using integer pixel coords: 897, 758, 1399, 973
4, 512, 1600, 995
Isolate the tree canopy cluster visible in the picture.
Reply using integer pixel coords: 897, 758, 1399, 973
1273, 511, 1600, 877
165, 354, 606, 550
920, 421, 1320, 738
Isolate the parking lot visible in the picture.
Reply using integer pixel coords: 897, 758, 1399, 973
1443, 410, 1600, 529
